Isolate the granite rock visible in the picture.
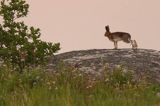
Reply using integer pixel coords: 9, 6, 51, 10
48, 49, 160, 83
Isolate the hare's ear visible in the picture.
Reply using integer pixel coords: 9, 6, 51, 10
105, 25, 109, 31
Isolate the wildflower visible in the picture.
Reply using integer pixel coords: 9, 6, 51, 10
105, 78, 109, 82
88, 95, 93, 98
72, 69, 76, 73
48, 86, 52, 90
33, 82, 37, 86
40, 78, 44, 81
156, 92, 160, 97
78, 73, 82, 77
116, 65, 121, 69
2, 64, 6, 67
36, 76, 40, 80
86, 85, 93, 89
55, 87, 58, 90
122, 69, 127, 73
19, 79, 22, 83
10, 69, 14, 72
47, 82, 51, 85
52, 81, 56, 85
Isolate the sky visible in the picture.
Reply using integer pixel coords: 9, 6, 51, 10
1, 0, 160, 53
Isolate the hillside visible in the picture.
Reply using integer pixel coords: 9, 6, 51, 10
48, 49, 160, 83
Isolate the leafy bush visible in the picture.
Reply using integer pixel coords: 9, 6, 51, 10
0, 0, 60, 71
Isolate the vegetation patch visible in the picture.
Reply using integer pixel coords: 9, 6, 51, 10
0, 65, 160, 106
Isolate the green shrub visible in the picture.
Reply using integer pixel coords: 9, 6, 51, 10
0, 0, 60, 72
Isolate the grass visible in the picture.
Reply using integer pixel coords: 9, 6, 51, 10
0, 64, 160, 106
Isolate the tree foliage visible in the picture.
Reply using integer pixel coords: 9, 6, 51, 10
0, 0, 60, 71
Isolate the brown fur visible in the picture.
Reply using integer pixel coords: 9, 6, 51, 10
104, 25, 137, 49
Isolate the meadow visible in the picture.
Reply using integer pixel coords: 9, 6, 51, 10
0, 64, 160, 106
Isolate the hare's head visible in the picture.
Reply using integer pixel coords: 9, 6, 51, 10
104, 25, 110, 37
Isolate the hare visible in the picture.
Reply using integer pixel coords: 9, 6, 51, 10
104, 25, 137, 49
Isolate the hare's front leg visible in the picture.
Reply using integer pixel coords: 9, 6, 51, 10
114, 41, 118, 49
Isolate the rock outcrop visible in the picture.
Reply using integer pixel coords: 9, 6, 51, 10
48, 49, 160, 83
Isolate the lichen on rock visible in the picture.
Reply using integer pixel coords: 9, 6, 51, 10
48, 49, 160, 83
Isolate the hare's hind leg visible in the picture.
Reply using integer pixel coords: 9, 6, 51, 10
128, 38, 135, 49
133, 40, 138, 49
131, 40, 138, 49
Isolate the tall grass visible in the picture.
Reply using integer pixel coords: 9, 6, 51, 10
0, 64, 160, 106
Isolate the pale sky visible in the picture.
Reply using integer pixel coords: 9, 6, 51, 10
2, 0, 160, 53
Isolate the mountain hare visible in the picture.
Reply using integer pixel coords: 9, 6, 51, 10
104, 25, 138, 49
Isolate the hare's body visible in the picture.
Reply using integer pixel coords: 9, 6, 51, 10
106, 32, 131, 43
104, 26, 137, 49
